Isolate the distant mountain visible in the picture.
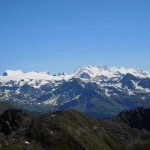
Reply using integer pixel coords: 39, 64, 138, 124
0, 65, 150, 118
0, 107, 150, 150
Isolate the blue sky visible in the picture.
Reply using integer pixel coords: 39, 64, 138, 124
0, 0, 150, 74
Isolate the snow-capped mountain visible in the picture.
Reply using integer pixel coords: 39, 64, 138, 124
0, 65, 150, 118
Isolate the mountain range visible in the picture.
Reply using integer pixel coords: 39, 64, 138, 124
0, 65, 150, 118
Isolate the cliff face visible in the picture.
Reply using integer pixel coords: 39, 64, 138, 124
0, 109, 30, 135
118, 107, 150, 130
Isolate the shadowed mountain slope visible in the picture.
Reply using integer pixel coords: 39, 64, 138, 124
0, 106, 150, 149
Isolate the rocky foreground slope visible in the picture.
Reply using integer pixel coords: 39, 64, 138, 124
0, 104, 150, 150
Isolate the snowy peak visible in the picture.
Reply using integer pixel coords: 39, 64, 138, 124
39, 71, 50, 75
97, 65, 108, 70
58, 70, 67, 76
3, 70, 24, 76
74, 65, 150, 80
75, 65, 98, 79
0, 65, 150, 85
109, 67, 150, 78
0, 65, 150, 113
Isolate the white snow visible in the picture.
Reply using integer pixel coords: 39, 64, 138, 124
105, 89, 110, 97
43, 95, 60, 105
0, 65, 149, 96
52, 114, 55, 117
24, 141, 30, 144
132, 81, 150, 93
0, 70, 73, 87
74, 94, 81, 100
0, 66, 149, 85
74, 65, 150, 81
127, 88, 134, 95
3, 70, 24, 76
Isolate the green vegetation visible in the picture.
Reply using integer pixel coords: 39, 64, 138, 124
0, 105, 150, 150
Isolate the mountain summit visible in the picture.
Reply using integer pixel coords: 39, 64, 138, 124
0, 65, 150, 118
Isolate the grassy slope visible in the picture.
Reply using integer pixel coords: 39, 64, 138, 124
26, 109, 137, 150
0, 101, 14, 115
0, 107, 150, 149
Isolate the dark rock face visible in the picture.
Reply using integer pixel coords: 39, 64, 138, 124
138, 78, 150, 89
0, 107, 150, 150
0, 109, 27, 135
121, 73, 139, 89
118, 107, 150, 130
2, 72, 8, 76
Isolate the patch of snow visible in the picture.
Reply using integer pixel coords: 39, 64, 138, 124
24, 141, 30, 144
52, 115, 55, 117
3, 70, 24, 76
74, 94, 81, 100
43, 95, 60, 105
132, 81, 150, 93
105, 89, 110, 97
15, 89, 20, 94
127, 89, 134, 95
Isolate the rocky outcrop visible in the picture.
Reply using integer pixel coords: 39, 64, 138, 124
118, 107, 150, 130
